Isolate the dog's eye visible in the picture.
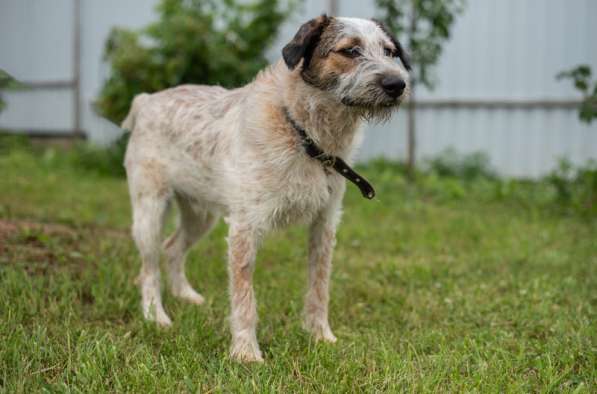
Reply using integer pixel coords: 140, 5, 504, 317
384, 47, 394, 57
339, 47, 362, 58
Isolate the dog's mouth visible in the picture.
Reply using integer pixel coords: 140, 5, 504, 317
341, 96, 402, 109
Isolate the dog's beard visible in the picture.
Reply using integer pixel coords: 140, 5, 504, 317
357, 105, 395, 123
341, 95, 401, 123
338, 80, 405, 123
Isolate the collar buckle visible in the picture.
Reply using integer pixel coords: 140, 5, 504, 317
321, 156, 336, 167
282, 106, 376, 200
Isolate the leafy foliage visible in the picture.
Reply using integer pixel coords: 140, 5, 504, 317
557, 65, 597, 124
375, 0, 465, 89
0, 69, 22, 113
426, 148, 496, 181
547, 159, 597, 215
96, 0, 297, 124
68, 133, 131, 177
363, 151, 596, 217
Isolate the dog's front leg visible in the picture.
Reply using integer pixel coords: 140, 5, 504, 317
227, 221, 263, 362
303, 210, 339, 343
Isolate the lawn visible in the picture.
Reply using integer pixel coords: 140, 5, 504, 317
1, 144, 595, 392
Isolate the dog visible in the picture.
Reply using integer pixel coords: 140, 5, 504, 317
121, 15, 410, 362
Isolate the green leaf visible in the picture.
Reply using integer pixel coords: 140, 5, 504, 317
558, 65, 597, 124
575, 79, 589, 93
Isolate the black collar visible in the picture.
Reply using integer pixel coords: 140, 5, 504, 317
283, 107, 376, 200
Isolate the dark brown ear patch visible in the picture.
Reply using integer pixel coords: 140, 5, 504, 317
282, 15, 330, 70
371, 18, 412, 71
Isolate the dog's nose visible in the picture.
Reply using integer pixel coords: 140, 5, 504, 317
380, 76, 406, 98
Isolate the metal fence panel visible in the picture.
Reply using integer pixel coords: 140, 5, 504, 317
0, 90, 73, 131
0, 0, 73, 82
1, 0, 596, 177
337, 0, 597, 177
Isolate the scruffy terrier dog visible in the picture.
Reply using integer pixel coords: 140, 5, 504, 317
122, 15, 410, 362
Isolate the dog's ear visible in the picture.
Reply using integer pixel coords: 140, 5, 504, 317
282, 15, 330, 70
371, 19, 412, 71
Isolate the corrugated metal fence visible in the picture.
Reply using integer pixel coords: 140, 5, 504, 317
340, 0, 597, 177
1, 0, 596, 177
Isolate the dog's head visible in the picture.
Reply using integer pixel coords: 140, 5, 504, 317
282, 15, 411, 120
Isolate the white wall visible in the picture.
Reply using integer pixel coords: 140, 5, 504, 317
1, 0, 596, 177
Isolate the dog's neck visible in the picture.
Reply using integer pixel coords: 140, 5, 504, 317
281, 67, 363, 159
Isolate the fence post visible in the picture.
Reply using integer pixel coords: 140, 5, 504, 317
328, 0, 338, 15
406, 0, 417, 179
72, 0, 82, 137
407, 86, 416, 178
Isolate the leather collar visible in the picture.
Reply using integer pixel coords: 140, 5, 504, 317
283, 107, 376, 200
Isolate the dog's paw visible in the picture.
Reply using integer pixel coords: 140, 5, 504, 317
173, 286, 205, 306
303, 318, 337, 343
312, 327, 338, 343
155, 314, 173, 327
143, 304, 173, 327
230, 337, 264, 363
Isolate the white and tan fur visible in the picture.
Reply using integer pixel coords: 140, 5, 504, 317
122, 15, 410, 362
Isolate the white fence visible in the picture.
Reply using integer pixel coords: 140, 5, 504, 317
1, 0, 596, 177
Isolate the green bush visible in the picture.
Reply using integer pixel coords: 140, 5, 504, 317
96, 0, 297, 124
547, 159, 597, 216
359, 152, 596, 218
0, 133, 31, 153
68, 133, 131, 177
426, 148, 497, 181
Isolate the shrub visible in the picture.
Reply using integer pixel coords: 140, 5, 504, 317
426, 148, 497, 181
547, 159, 597, 216
68, 133, 130, 177
0, 133, 31, 153
96, 0, 297, 124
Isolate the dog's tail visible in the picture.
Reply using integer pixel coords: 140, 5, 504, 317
121, 93, 150, 131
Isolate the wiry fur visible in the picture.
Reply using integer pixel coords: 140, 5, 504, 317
123, 16, 409, 362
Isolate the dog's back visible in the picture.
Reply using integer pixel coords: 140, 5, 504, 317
121, 85, 232, 135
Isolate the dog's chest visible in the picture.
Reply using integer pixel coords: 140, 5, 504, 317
257, 166, 341, 228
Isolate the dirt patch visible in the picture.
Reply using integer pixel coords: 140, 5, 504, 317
0, 219, 127, 276
0, 220, 17, 254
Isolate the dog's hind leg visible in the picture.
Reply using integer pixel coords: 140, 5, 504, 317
163, 195, 217, 305
129, 163, 172, 327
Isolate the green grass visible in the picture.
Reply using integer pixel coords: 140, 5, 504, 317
1, 146, 596, 392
